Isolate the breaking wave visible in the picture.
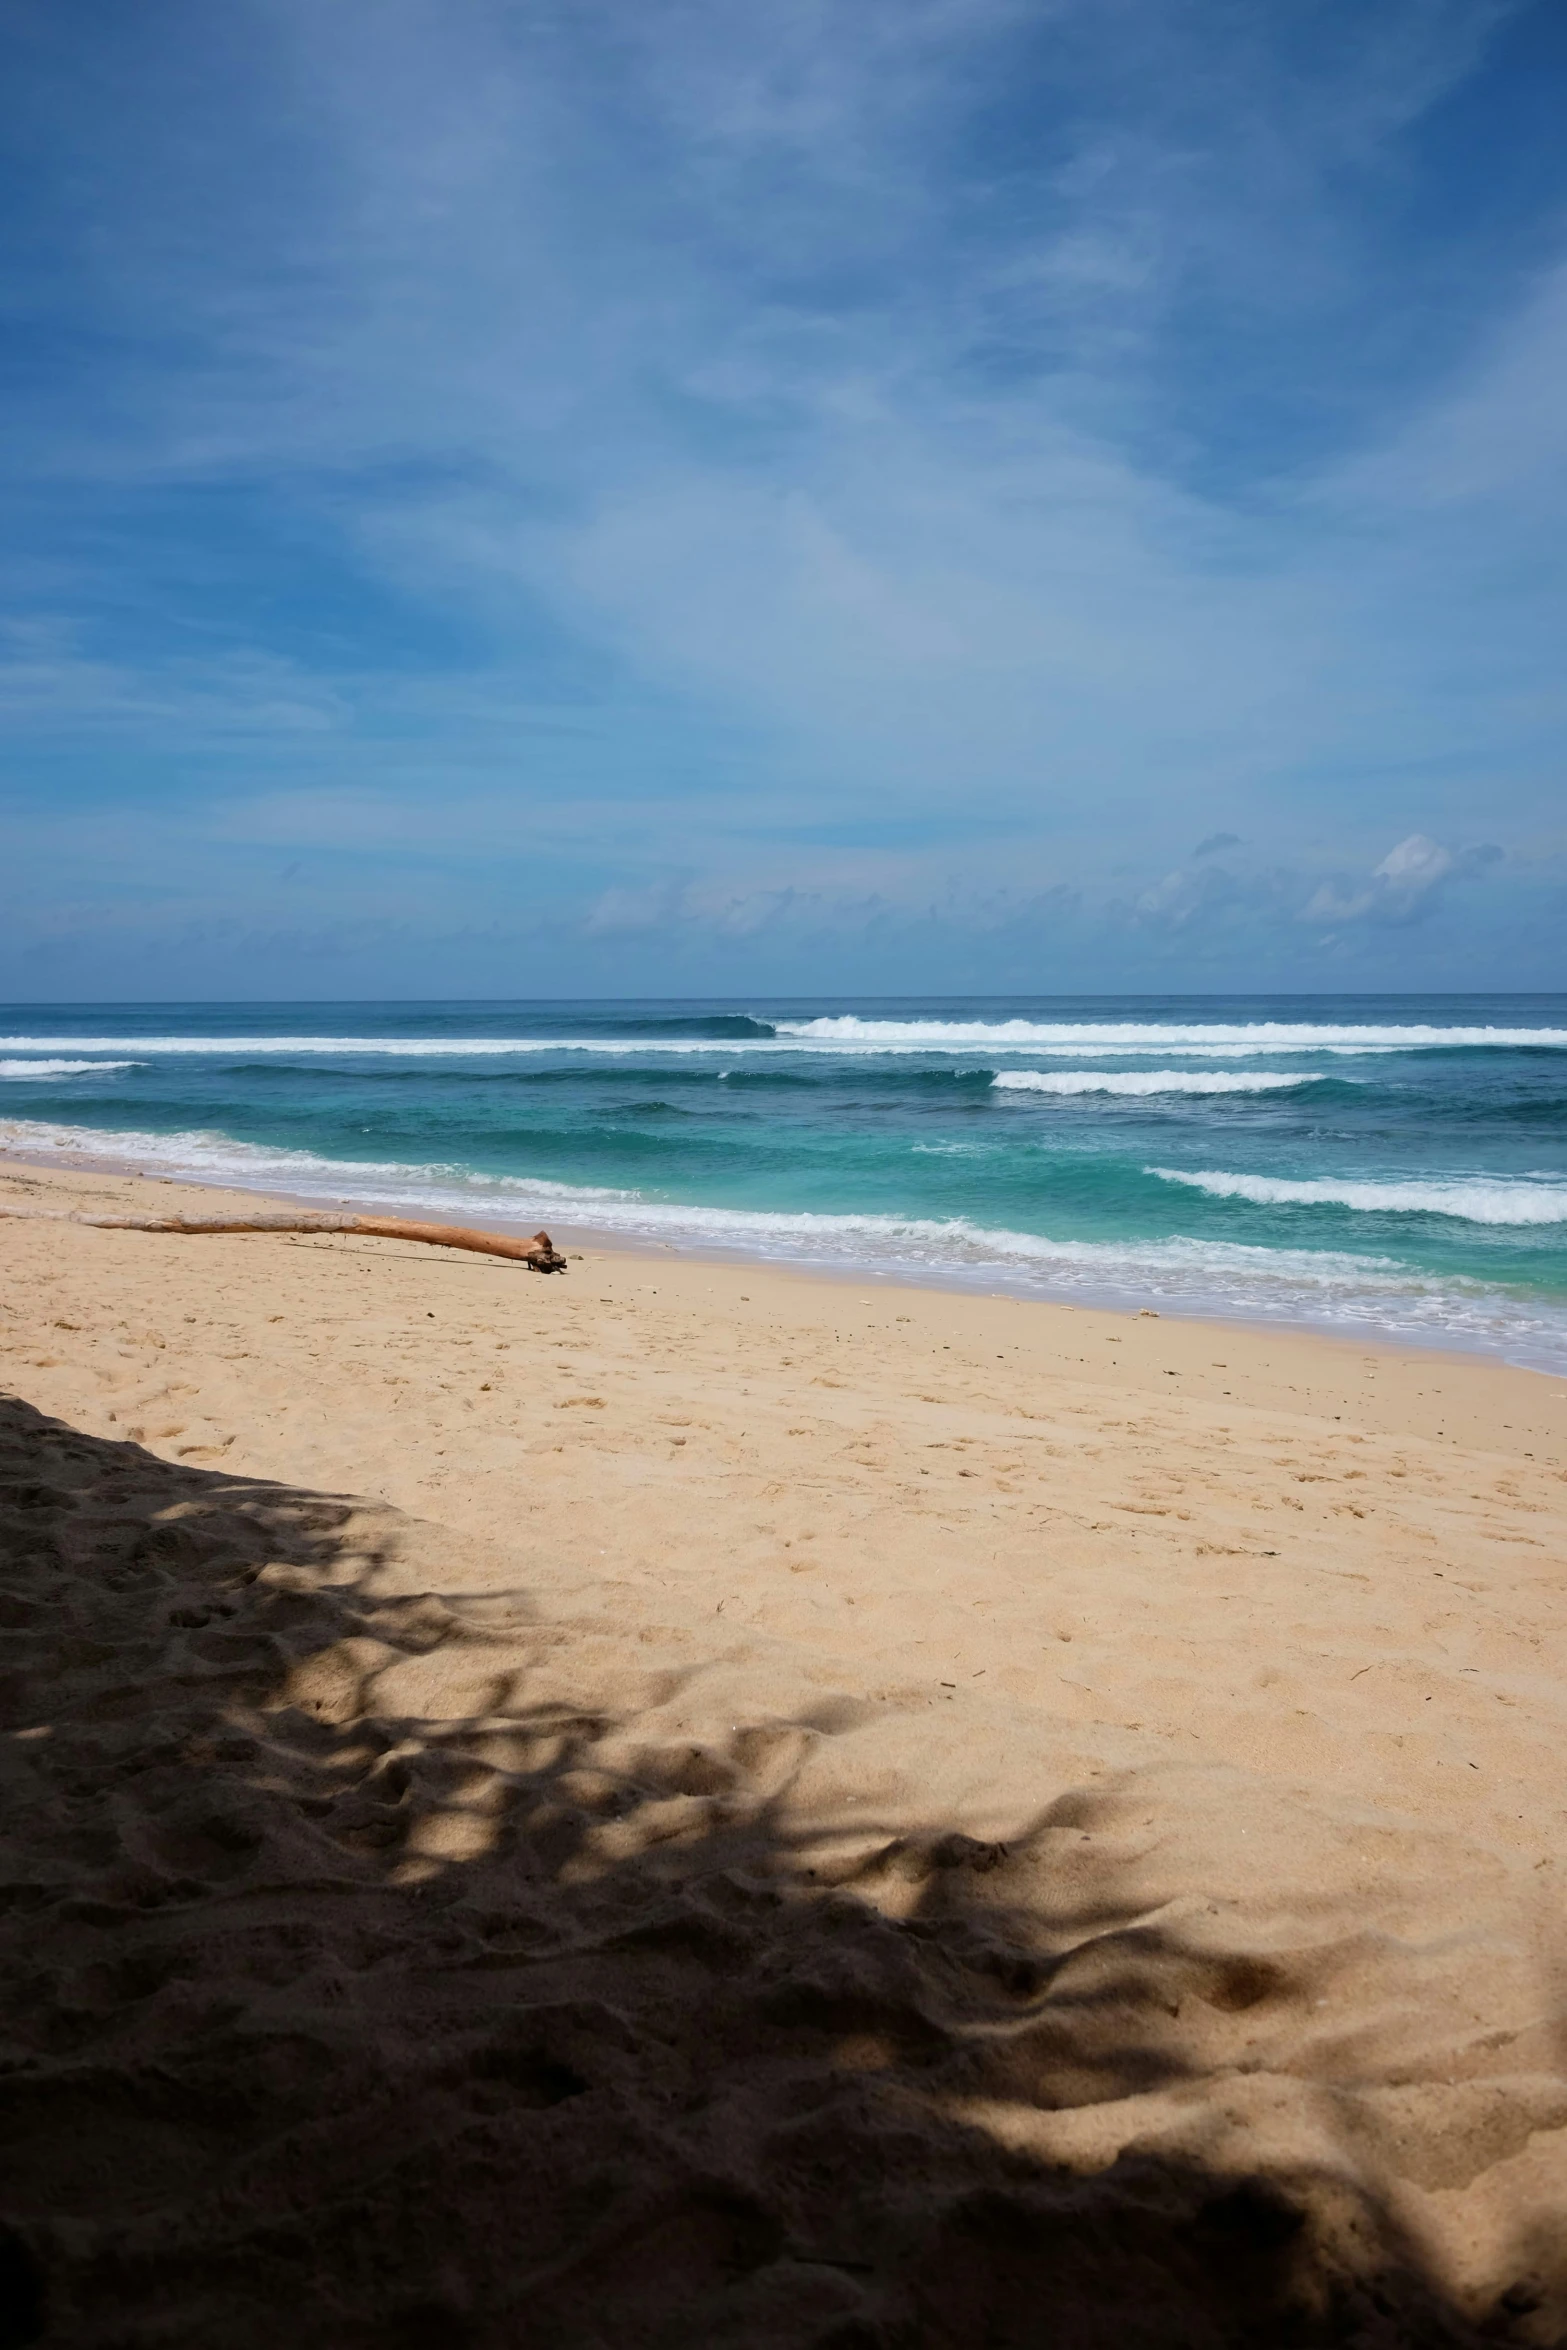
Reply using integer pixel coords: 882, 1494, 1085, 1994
1150, 1168, 1567, 1225
0, 1059, 139, 1080
994, 1070, 1328, 1097
778, 1017, 1567, 1051
0, 1028, 1537, 1062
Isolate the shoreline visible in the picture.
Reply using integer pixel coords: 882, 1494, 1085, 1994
4, 1129, 1565, 1390
3, 1151, 1562, 1462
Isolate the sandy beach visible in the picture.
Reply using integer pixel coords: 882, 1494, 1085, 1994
5, 1153, 1567, 2345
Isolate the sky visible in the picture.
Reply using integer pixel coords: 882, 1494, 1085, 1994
2, 0, 1565, 1000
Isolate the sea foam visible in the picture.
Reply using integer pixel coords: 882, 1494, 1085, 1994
0, 1060, 139, 1080
1151, 1167, 1567, 1225
0, 1025, 1555, 1061
779, 1017, 1567, 1050
994, 1069, 1325, 1096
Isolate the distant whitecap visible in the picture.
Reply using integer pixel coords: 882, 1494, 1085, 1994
0, 1059, 139, 1079
994, 1069, 1327, 1096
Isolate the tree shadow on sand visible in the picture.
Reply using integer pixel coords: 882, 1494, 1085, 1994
0, 1394, 1556, 2349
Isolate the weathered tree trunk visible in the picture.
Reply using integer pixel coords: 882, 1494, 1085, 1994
0, 1207, 568, 1271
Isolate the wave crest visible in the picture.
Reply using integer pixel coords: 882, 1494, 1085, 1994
4, 1022, 1561, 1061
1150, 1168, 1567, 1225
994, 1069, 1324, 1097
0, 1059, 139, 1080
779, 1017, 1567, 1051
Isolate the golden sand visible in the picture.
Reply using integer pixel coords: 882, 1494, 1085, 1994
4, 1155, 1566, 2344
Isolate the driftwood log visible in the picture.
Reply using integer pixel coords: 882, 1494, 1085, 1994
0, 1207, 568, 1271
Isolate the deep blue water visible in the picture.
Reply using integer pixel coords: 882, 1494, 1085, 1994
4, 995, 1566, 1369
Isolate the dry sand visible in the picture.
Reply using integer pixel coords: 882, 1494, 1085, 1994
3, 1155, 1567, 2346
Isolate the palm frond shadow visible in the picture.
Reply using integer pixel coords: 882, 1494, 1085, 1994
0, 1395, 1545, 2348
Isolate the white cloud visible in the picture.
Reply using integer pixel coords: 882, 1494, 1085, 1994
1302, 832, 1503, 927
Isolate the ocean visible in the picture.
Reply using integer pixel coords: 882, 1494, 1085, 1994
4, 994, 1566, 1372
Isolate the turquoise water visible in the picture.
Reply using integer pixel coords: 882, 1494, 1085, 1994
4, 995, 1567, 1370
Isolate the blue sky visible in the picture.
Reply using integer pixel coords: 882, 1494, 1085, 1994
2, 0, 1565, 997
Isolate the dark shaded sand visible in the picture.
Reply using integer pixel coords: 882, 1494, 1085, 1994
3, 1395, 1566, 2347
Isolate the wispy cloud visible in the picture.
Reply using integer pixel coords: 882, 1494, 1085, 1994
1, 0, 1564, 990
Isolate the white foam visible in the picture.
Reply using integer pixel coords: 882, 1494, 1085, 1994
6, 1115, 1566, 1371
780, 1017, 1567, 1050
0, 1029, 1528, 1062
0, 1060, 139, 1080
994, 1069, 1324, 1097
1151, 1168, 1567, 1225
0, 1119, 634, 1203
